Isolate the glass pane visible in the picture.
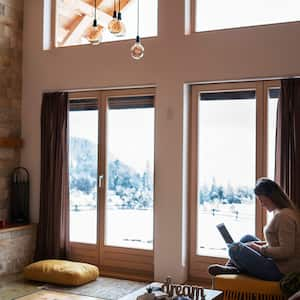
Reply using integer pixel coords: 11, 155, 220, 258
196, 0, 300, 32
56, 0, 158, 47
197, 92, 256, 257
105, 107, 154, 250
69, 109, 98, 244
267, 88, 279, 179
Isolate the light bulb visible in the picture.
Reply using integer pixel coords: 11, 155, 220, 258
87, 20, 102, 45
114, 12, 126, 37
108, 19, 123, 35
108, 11, 119, 34
130, 36, 144, 60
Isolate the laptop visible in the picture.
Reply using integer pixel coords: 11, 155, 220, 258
216, 223, 234, 245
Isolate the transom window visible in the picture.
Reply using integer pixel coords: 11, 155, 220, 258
55, 0, 158, 47
195, 0, 300, 32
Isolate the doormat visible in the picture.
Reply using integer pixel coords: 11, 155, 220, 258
14, 290, 103, 300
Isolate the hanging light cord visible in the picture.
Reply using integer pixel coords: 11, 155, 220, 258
136, 0, 140, 36
114, 0, 116, 12
94, 0, 97, 20
137, 0, 140, 36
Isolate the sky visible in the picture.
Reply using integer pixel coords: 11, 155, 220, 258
69, 95, 277, 188
198, 95, 278, 188
196, 0, 300, 31
69, 108, 154, 174
198, 99, 256, 187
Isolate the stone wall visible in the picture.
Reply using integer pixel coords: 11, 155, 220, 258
0, 0, 23, 221
0, 225, 36, 275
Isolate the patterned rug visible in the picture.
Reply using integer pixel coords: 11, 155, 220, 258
44, 277, 147, 300
14, 290, 102, 300
0, 274, 147, 300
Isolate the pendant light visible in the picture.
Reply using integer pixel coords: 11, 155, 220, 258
108, 0, 119, 34
130, 0, 144, 60
115, 0, 126, 37
87, 0, 102, 45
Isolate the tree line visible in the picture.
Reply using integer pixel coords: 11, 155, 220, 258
199, 178, 254, 204
69, 137, 153, 209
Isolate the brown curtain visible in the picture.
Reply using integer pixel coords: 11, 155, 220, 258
275, 79, 300, 209
35, 92, 69, 260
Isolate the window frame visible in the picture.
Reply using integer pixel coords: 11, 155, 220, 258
188, 80, 280, 282
67, 87, 156, 281
48, 0, 158, 49
190, 0, 300, 34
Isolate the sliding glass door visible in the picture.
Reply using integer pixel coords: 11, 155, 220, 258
197, 90, 256, 257
69, 99, 98, 245
105, 99, 154, 250
68, 89, 155, 281
189, 80, 280, 282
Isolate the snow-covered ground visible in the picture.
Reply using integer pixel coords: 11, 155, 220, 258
69, 203, 255, 256
69, 209, 153, 249
197, 203, 255, 257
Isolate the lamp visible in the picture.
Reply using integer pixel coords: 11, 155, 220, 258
130, 0, 144, 60
115, 0, 126, 37
108, 0, 119, 34
87, 0, 102, 45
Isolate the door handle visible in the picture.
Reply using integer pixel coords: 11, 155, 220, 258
99, 175, 104, 188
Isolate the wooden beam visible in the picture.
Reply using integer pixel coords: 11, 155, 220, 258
61, 14, 92, 46
0, 137, 23, 148
98, 0, 130, 16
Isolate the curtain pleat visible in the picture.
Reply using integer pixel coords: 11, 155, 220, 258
35, 92, 69, 260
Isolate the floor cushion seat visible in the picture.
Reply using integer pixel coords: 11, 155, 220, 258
213, 274, 286, 300
24, 259, 99, 286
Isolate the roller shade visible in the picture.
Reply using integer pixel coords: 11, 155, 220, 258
69, 99, 98, 111
108, 95, 154, 109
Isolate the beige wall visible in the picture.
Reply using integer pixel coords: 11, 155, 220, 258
0, 0, 23, 221
21, 0, 300, 282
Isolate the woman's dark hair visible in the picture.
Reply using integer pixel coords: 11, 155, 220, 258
254, 178, 294, 209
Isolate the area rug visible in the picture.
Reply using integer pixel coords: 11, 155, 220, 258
43, 277, 147, 300
0, 274, 44, 300
14, 290, 103, 300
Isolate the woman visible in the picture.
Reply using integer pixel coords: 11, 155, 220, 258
208, 178, 300, 281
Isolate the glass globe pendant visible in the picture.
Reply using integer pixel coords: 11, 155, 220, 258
87, 0, 102, 45
88, 19, 102, 45
131, 35, 144, 60
108, 0, 119, 34
130, 0, 144, 60
114, 0, 126, 36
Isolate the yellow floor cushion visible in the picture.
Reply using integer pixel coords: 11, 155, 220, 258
213, 274, 286, 300
24, 259, 99, 286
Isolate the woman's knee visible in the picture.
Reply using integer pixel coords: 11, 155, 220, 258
228, 242, 241, 260
240, 234, 259, 243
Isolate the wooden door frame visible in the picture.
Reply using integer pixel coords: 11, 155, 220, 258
67, 88, 156, 281
188, 80, 280, 282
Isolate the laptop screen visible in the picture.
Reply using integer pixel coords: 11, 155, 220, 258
216, 223, 234, 244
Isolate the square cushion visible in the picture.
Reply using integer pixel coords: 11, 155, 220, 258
24, 259, 99, 286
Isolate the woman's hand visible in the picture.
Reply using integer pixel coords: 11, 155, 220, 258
246, 241, 264, 253
253, 240, 267, 246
